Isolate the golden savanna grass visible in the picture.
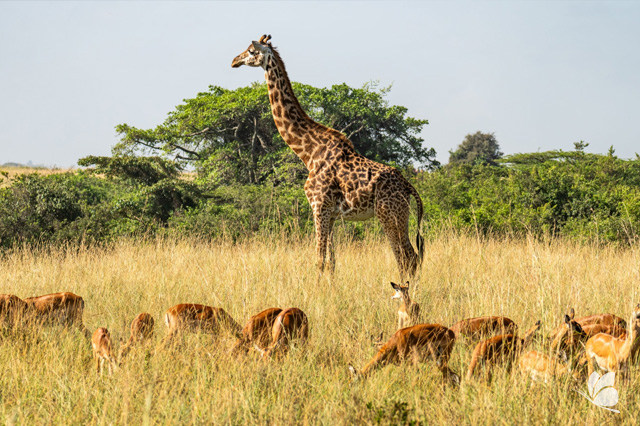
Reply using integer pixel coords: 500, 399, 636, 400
1, 234, 640, 425
0, 165, 73, 187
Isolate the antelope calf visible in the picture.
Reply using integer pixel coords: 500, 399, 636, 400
91, 327, 118, 375
0, 294, 27, 330
118, 312, 155, 362
230, 307, 282, 355
156, 304, 243, 351
548, 308, 626, 342
349, 323, 459, 386
23, 292, 90, 338
466, 320, 541, 380
390, 282, 420, 330
519, 350, 577, 383
581, 304, 640, 381
449, 316, 517, 342
256, 307, 308, 358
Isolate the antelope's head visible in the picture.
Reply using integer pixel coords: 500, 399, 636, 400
231, 34, 273, 70
633, 303, 640, 322
551, 314, 585, 357
390, 281, 411, 302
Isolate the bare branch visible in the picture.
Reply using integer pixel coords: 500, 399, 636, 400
169, 143, 202, 159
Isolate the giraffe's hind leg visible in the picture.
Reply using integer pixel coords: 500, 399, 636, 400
313, 209, 336, 276
376, 197, 418, 279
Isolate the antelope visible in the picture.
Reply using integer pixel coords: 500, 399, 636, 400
466, 320, 541, 380
254, 308, 308, 359
91, 327, 118, 375
449, 316, 517, 342
348, 323, 459, 386
548, 308, 626, 342
156, 304, 243, 351
23, 292, 90, 338
391, 282, 420, 330
519, 350, 577, 383
118, 312, 155, 363
0, 294, 27, 330
581, 304, 640, 381
230, 307, 282, 355
551, 314, 627, 362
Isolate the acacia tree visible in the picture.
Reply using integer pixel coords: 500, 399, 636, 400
449, 131, 503, 166
114, 82, 438, 186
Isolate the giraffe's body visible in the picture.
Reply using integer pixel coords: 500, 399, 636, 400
232, 35, 424, 278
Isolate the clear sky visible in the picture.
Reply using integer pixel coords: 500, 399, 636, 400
1, 1, 639, 167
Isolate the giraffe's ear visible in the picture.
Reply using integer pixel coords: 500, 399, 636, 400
252, 41, 270, 53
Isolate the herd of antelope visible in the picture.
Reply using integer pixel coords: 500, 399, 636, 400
2, 284, 640, 387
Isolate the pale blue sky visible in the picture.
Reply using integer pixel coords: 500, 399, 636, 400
1, 1, 639, 167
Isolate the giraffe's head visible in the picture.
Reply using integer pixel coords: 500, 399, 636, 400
231, 34, 273, 70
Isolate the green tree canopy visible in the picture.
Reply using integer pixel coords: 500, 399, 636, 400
448, 131, 503, 166
114, 82, 437, 186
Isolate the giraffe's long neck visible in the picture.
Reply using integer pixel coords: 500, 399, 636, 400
264, 52, 318, 169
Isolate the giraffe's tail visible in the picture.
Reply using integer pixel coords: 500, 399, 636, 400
409, 183, 425, 266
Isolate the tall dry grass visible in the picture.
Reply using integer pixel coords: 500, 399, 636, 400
0, 165, 73, 187
1, 233, 639, 425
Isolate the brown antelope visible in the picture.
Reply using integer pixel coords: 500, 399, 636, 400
348, 323, 459, 386
0, 294, 27, 330
230, 307, 282, 355
254, 308, 309, 359
118, 313, 155, 362
156, 304, 243, 350
548, 308, 626, 342
466, 320, 541, 380
519, 350, 577, 383
581, 304, 640, 380
391, 282, 420, 330
91, 327, 118, 375
551, 314, 627, 361
23, 292, 90, 338
449, 316, 517, 341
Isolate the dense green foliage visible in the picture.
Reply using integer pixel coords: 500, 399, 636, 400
1, 81, 639, 249
2, 147, 639, 249
448, 131, 503, 165
114, 82, 437, 187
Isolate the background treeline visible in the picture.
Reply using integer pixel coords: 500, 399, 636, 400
1, 82, 639, 249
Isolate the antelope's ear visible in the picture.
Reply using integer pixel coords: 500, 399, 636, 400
568, 308, 575, 319
390, 282, 400, 290
348, 365, 358, 379
404, 281, 410, 289
564, 314, 571, 324
535, 320, 541, 327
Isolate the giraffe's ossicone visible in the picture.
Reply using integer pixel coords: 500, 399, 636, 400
232, 35, 424, 279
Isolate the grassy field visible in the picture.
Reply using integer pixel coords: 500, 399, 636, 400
1, 234, 639, 425
0, 165, 73, 187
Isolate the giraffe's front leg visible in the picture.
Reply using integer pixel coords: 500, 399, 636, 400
313, 209, 336, 275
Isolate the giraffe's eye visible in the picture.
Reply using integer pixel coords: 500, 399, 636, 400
248, 50, 256, 56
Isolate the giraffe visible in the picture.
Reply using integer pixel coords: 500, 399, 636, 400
232, 35, 424, 279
